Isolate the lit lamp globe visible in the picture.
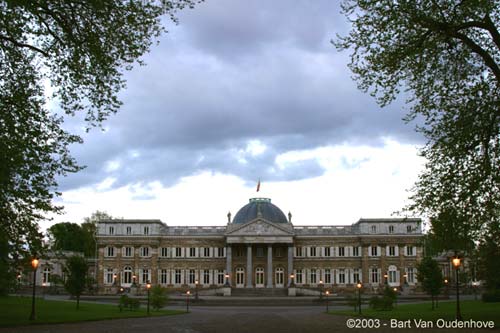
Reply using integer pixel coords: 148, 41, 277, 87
31, 258, 39, 269
452, 257, 461, 268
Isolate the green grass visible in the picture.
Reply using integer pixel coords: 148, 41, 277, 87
0, 296, 185, 327
330, 300, 500, 327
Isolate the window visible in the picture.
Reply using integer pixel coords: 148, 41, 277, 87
160, 247, 169, 257
310, 247, 317, 257
141, 268, 151, 284
371, 246, 378, 256
236, 267, 245, 285
371, 225, 377, 233
126, 226, 132, 235
407, 225, 412, 233
275, 247, 282, 257
203, 270, 210, 284
189, 248, 196, 257
42, 267, 51, 284
407, 267, 416, 284
388, 246, 396, 256
217, 270, 225, 284
123, 247, 133, 257
324, 269, 331, 284
217, 247, 225, 257
105, 246, 115, 257
295, 247, 303, 257
174, 270, 181, 284
406, 246, 415, 256
160, 269, 168, 284
189, 269, 196, 284
175, 247, 182, 257
370, 268, 379, 284
388, 266, 398, 284
310, 269, 317, 284
338, 247, 345, 257
389, 225, 394, 234
123, 266, 132, 284
203, 247, 210, 257
235, 247, 243, 257
295, 269, 303, 284
144, 226, 150, 235
324, 247, 331, 257
108, 226, 114, 235
140, 247, 150, 257
256, 247, 264, 257
353, 246, 360, 257
338, 269, 346, 284
255, 267, 264, 285
275, 267, 284, 285
105, 268, 114, 285
353, 268, 360, 284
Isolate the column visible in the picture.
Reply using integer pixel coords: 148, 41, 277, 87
287, 245, 293, 286
226, 246, 232, 286
246, 245, 253, 287
267, 245, 273, 288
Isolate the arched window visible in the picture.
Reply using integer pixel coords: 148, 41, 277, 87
123, 266, 132, 285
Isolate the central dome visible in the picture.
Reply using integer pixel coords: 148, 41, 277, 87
232, 198, 289, 224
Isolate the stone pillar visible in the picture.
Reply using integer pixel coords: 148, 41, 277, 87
287, 245, 293, 286
246, 245, 253, 287
226, 246, 232, 286
267, 245, 273, 288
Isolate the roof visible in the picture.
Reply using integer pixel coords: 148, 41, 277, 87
232, 198, 289, 224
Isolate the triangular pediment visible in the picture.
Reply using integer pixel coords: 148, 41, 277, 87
226, 219, 294, 236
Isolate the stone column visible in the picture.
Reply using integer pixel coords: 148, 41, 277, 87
267, 245, 273, 288
287, 245, 293, 286
226, 246, 232, 286
246, 245, 253, 287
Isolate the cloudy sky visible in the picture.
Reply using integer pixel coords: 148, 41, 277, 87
48, 0, 425, 229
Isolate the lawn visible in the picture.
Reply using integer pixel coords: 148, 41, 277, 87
330, 300, 500, 327
0, 296, 185, 327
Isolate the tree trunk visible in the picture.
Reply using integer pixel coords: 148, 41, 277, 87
431, 295, 434, 310
77, 295, 80, 310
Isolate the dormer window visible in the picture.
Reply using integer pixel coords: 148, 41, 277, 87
407, 225, 412, 233
144, 226, 149, 235
108, 226, 114, 235
389, 225, 394, 234
371, 225, 377, 233
126, 226, 132, 235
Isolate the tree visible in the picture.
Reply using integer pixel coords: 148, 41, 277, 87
0, 0, 197, 264
64, 255, 88, 310
150, 285, 168, 311
335, 0, 500, 279
48, 222, 86, 253
417, 257, 444, 310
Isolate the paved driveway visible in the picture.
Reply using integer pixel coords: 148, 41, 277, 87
1, 306, 495, 333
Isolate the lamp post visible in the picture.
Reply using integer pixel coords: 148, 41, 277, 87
42, 282, 46, 300
452, 256, 462, 320
472, 281, 479, 301
290, 274, 295, 287
224, 274, 230, 287
195, 280, 199, 301
319, 280, 324, 301
146, 281, 151, 315
113, 274, 117, 286
29, 258, 39, 321
384, 273, 388, 285
356, 281, 362, 315
325, 290, 330, 312
186, 290, 191, 313
132, 275, 137, 287
393, 287, 398, 307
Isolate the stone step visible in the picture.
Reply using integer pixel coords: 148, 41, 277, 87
230, 288, 288, 297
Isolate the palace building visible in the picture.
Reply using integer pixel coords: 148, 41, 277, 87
96, 197, 423, 294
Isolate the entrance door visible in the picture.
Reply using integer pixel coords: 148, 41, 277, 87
236, 267, 245, 288
255, 267, 264, 288
275, 267, 284, 288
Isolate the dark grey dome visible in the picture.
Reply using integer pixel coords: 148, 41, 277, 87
232, 198, 289, 224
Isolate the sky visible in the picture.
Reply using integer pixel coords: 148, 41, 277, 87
47, 0, 426, 230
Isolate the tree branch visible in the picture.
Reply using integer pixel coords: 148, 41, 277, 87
0, 34, 49, 57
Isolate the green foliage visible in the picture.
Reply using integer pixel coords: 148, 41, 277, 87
417, 257, 443, 310
482, 290, 500, 303
383, 286, 397, 300
0, 0, 197, 263
64, 256, 88, 310
150, 285, 168, 311
477, 227, 500, 290
0, 234, 15, 296
118, 295, 140, 312
369, 296, 393, 311
335, 0, 500, 285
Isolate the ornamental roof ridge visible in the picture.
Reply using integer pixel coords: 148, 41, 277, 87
99, 219, 165, 224
355, 217, 421, 223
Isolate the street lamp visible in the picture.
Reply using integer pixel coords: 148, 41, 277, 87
132, 275, 137, 287
29, 258, 39, 321
319, 280, 324, 300
452, 256, 462, 320
42, 282, 46, 300
224, 274, 230, 287
195, 280, 199, 301
356, 281, 362, 315
384, 273, 388, 285
472, 281, 479, 301
393, 287, 398, 307
113, 274, 117, 286
290, 274, 295, 287
186, 290, 191, 312
325, 290, 330, 312
146, 281, 151, 315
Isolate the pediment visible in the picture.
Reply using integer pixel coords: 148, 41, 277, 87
226, 219, 294, 236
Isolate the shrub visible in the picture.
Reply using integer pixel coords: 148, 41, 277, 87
482, 290, 500, 303
383, 286, 397, 300
150, 285, 168, 311
119, 295, 140, 311
369, 295, 393, 311
346, 294, 359, 311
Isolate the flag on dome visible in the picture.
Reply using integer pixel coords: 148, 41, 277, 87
256, 179, 261, 192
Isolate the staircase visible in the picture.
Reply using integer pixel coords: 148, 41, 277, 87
230, 288, 288, 297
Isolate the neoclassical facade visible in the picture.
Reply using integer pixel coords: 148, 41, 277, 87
96, 198, 423, 294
